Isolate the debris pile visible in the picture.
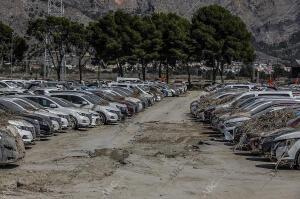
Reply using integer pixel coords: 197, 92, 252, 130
242, 109, 296, 136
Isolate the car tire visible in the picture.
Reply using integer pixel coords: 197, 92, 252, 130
69, 115, 78, 130
99, 112, 107, 125
295, 150, 300, 169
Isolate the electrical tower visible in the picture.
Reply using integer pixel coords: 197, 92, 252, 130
45, 0, 66, 80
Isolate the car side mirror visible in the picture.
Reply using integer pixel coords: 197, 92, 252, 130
50, 104, 57, 108
82, 101, 88, 105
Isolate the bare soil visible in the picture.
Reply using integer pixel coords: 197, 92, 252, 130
0, 91, 300, 199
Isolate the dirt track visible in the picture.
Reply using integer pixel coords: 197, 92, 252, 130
1, 91, 300, 199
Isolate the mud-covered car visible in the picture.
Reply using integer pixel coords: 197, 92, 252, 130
0, 126, 25, 165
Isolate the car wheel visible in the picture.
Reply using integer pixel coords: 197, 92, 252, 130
99, 112, 107, 125
69, 115, 78, 130
295, 150, 300, 169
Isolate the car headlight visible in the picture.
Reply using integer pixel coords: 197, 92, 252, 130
22, 135, 29, 139
58, 114, 68, 119
50, 117, 61, 123
106, 109, 118, 114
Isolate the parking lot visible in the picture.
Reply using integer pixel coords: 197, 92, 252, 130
0, 91, 299, 199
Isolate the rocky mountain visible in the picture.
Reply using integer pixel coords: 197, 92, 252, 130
3, 0, 300, 63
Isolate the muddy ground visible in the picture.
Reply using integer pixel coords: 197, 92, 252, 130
0, 91, 300, 199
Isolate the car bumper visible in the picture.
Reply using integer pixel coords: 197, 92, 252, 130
91, 115, 100, 126
77, 116, 91, 128
61, 118, 69, 129
51, 120, 60, 131
106, 112, 119, 123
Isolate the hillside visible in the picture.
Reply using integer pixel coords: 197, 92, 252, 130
3, 0, 300, 64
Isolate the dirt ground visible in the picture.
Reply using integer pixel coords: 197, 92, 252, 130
1, 91, 300, 199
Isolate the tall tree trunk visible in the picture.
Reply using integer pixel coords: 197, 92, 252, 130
219, 62, 224, 84
158, 60, 162, 79
79, 58, 83, 82
142, 64, 146, 81
187, 63, 191, 87
166, 64, 169, 84
56, 67, 61, 81
97, 64, 100, 81
117, 60, 123, 77
212, 59, 218, 84
212, 68, 217, 84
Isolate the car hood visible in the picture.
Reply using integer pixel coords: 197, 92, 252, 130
109, 102, 127, 108
62, 107, 91, 114
125, 97, 141, 103
46, 109, 68, 116
275, 131, 300, 141
8, 119, 33, 127
31, 110, 59, 118
225, 117, 251, 124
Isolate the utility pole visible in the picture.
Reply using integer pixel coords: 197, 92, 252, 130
45, 0, 65, 80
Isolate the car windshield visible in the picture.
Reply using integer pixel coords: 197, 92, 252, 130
85, 93, 106, 103
238, 98, 256, 108
52, 97, 76, 107
20, 98, 45, 109
244, 101, 267, 110
13, 99, 39, 111
113, 89, 129, 97
5, 81, 17, 87
104, 92, 116, 100
82, 95, 98, 104
0, 100, 24, 113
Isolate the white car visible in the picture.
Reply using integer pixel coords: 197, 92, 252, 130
48, 93, 119, 124
22, 95, 99, 128
273, 130, 300, 167
8, 98, 70, 130
8, 120, 35, 145
219, 117, 251, 141
103, 89, 144, 112
1, 98, 64, 132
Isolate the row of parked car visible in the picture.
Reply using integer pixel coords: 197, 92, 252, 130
191, 83, 300, 169
0, 79, 187, 165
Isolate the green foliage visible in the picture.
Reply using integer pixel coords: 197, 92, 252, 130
13, 36, 29, 62
24, 5, 256, 81
27, 16, 75, 80
69, 22, 91, 81
191, 5, 255, 82
89, 11, 142, 76
273, 64, 288, 79
0, 22, 28, 65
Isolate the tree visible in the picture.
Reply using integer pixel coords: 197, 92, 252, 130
69, 22, 91, 82
0, 22, 13, 66
13, 36, 29, 63
27, 16, 74, 80
89, 11, 141, 77
89, 13, 120, 76
0, 22, 28, 66
152, 13, 190, 83
273, 64, 288, 80
132, 15, 162, 81
191, 5, 255, 83
239, 64, 252, 78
